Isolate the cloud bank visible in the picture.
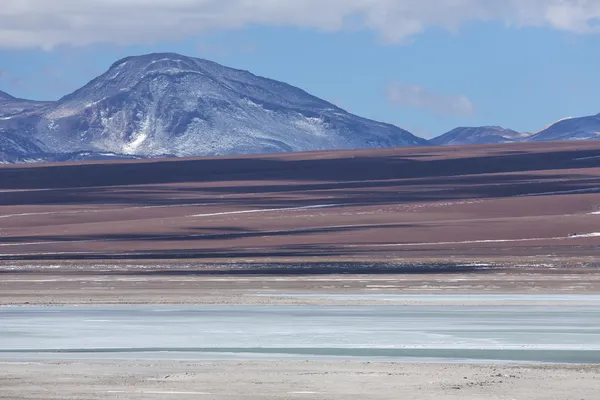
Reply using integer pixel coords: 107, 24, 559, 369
387, 82, 475, 117
0, 0, 599, 49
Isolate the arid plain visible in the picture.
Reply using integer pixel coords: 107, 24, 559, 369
2, 141, 600, 399
1, 140, 600, 264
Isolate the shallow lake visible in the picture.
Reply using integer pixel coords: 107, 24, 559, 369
2, 295, 599, 363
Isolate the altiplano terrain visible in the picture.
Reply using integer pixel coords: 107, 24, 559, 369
4, 10, 600, 400
2, 141, 600, 400
0, 140, 599, 264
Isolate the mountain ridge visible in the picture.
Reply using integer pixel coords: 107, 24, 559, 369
430, 126, 529, 146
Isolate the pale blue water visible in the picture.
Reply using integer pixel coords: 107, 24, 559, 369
1, 296, 599, 363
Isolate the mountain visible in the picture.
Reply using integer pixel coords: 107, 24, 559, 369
0, 90, 15, 101
0, 90, 51, 119
528, 114, 600, 142
0, 53, 427, 162
430, 126, 529, 146
0, 90, 50, 163
0, 131, 45, 164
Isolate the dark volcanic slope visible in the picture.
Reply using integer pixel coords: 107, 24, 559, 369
1, 141, 600, 263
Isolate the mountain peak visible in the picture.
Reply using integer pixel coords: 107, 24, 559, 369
108, 52, 221, 74
60, 52, 337, 112
111, 52, 189, 65
105, 52, 282, 85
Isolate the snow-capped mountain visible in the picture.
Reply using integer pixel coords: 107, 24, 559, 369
527, 114, 600, 142
0, 53, 427, 162
431, 126, 529, 146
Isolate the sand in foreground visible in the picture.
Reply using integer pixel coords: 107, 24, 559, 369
1, 359, 598, 400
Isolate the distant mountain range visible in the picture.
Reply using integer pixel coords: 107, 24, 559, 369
430, 126, 529, 146
0, 53, 599, 163
434, 115, 600, 146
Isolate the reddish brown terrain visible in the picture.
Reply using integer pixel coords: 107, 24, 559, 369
1, 140, 600, 265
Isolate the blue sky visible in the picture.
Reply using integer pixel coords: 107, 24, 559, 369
1, 1, 600, 139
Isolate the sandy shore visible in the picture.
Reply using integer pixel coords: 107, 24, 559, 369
1, 359, 598, 400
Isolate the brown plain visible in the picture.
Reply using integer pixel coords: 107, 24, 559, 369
0, 140, 599, 263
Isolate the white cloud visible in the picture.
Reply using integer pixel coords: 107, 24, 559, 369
386, 82, 475, 117
0, 0, 600, 49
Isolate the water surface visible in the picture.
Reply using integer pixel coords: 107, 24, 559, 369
2, 296, 599, 363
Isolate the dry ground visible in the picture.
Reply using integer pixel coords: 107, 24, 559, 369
2, 264, 600, 305
1, 360, 598, 400
1, 141, 600, 263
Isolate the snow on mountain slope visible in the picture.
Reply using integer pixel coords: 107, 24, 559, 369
0, 99, 51, 119
528, 114, 600, 142
0, 90, 51, 119
0, 53, 427, 161
430, 126, 528, 146
0, 131, 45, 163
0, 90, 48, 162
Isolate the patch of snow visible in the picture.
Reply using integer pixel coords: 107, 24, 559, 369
515, 187, 600, 197
149, 58, 181, 65
123, 130, 148, 154
122, 115, 152, 154
190, 204, 340, 218
574, 155, 600, 161
345, 232, 600, 248
533, 117, 574, 135
46, 108, 80, 119
84, 97, 107, 109
570, 232, 600, 238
